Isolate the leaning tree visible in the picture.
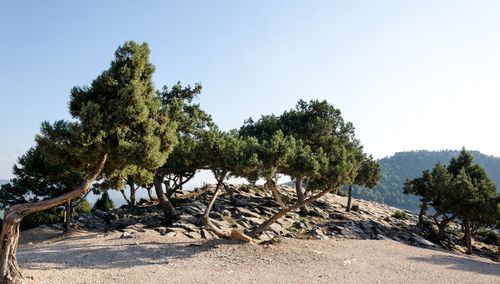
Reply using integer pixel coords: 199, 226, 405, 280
345, 153, 381, 212
0, 41, 177, 283
153, 82, 214, 218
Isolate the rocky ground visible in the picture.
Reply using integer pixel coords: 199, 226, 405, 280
18, 230, 500, 284
16, 184, 500, 283
62, 184, 497, 260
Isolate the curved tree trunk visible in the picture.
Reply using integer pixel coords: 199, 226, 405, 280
153, 173, 176, 219
346, 184, 353, 212
64, 200, 72, 232
295, 179, 308, 215
119, 189, 131, 207
202, 181, 231, 238
0, 154, 107, 284
146, 186, 155, 201
248, 186, 334, 238
126, 181, 137, 208
418, 201, 428, 226
437, 214, 456, 240
464, 218, 472, 255
267, 179, 285, 209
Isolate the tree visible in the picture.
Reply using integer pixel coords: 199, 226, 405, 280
346, 154, 381, 212
153, 83, 214, 218
0, 145, 84, 232
404, 149, 498, 254
0, 41, 177, 283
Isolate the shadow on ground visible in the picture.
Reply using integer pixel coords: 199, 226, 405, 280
18, 237, 237, 270
408, 254, 500, 276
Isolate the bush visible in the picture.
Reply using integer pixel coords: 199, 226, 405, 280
74, 198, 92, 215
351, 204, 360, 211
477, 230, 499, 245
392, 210, 408, 220
20, 209, 62, 230
93, 192, 115, 211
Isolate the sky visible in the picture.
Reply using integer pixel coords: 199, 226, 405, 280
1, 1, 500, 180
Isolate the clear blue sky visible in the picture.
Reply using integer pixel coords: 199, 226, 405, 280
1, 1, 500, 179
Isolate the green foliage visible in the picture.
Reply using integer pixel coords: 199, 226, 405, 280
392, 210, 408, 220
240, 99, 362, 192
20, 209, 62, 230
477, 230, 499, 245
0, 145, 83, 210
353, 150, 500, 212
404, 149, 498, 245
93, 192, 115, 212
38, 41, 178, 190
74, 199, 92, 215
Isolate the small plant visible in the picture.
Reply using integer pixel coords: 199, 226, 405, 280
93, 192, 115, 212
74, 198, 92, 215
351, 204, 360, 211
392, 210, 408, 220
477, 229, 499, 245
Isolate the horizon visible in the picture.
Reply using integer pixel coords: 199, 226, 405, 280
2, 1, 500, 179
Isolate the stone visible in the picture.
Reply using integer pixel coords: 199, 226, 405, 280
120, 232, 134, 239
155, 227, 167, 235
184, 231, 202, 239
236, 207, 261, 218
209, 211, 223, 220
165, 232, 178, 238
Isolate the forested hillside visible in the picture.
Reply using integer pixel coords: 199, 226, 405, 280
351, 150, 500, 212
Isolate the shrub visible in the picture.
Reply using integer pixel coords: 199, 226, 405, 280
20, 209, 62, 230
477, 229, 499, 245
93, 192, 115, 212
392, 210, 408, 220
74, 198, 92, 215
351, 204, 360, 211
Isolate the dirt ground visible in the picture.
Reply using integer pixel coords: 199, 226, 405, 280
16, 228, 500, 284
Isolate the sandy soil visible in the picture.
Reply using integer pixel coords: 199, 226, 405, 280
16, 229, 499, 284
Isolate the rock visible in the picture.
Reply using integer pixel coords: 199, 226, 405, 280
209, 211, 223, 220
236, 207, 261, 219
155, 227, 167, 235
178, 214, 202, 225
165, 232, 178, 238
184, 231, 202, 239
171, 222, 199, 232
410, 233, 436, 247
120, 232, 134, 239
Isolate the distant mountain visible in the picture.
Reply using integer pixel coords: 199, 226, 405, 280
0, 180, 9, 186
352, 150, 500, 212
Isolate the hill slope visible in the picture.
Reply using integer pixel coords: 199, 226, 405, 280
352, 150, 500, 212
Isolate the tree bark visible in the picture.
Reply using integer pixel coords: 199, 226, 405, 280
464, 218, 472, 255
64, 200, 72, 232
0, 154, 107, 284
267, 179, 285, 209
126, 181, 137, 208
153, 173, 176, 219
295, 178, 308, 215
202, 181, 231, 238
119, 189, 131, 207
247, 186, 334, 238
418, 201, 428, 226
436, 214, 456, 240
346, 184, 353, 212
146, 186, 155, 201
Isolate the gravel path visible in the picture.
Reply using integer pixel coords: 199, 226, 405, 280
18, 230, 499, 284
